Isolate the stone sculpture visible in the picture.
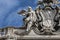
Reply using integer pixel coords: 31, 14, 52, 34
18, 0, 60, 35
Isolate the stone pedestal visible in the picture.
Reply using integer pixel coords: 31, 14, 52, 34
16, 30, 60, 40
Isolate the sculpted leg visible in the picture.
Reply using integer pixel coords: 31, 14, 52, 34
26, 21, 33, 32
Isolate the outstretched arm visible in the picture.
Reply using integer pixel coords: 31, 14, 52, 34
18, 10, 27, 16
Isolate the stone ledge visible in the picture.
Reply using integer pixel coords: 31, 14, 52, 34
16, 30, 60, 39
0, 29, 60, 40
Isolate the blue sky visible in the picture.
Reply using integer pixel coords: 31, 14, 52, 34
0, 0, 37, 28
0, 0, 60, 28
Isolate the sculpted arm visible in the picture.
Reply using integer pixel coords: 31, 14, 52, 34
18, 10, 28, 16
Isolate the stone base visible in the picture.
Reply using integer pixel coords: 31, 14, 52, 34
0, 29, 60, 40
16, 30, 60, 40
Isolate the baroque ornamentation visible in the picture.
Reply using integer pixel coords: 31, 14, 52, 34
18, 0, 60, 35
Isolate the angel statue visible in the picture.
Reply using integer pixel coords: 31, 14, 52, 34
16, 0, 60, 35
16, 6, 38, 35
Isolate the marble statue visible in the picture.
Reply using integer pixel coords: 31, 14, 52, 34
18, 0, 60, 35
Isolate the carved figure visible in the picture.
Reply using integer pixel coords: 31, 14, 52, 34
17, 0, 60, 35
18, 6, 37, 34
